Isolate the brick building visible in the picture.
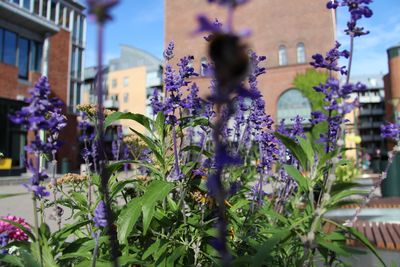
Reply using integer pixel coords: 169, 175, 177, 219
165, 0, 336, 123
0, 0, 86, 173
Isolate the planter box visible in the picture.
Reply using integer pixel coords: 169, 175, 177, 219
0, 158, 12, 170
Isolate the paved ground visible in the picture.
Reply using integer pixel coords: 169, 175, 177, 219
0, 182, 72, 231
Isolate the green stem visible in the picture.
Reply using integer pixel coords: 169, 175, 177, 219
32, 196, 43, 267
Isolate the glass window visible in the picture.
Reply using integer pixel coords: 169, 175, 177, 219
277, 89, 311, 123
23, 0, 30, 9
3, 30, 17, 65
0, 29, 3, 62
12, 0, 19, 4
58, 5, 65, 26
123, 77, 129, 87
50, 1, 57, 22
71, 47, 76, 77
123, 93, 129, 103
33, 0, 40, 15
79, 16, 84, 45
297, 42, 305, 63
112, 79, 117, 88
73, 14, 79, 43
42, 0, 48, 18
65, 8, 70, 28
30, 41, 43, 72
76, 83, 81, 105
18, 38, 30, 79
278, 45, 287, 66
69, 81, 75, 107
77, 48, 82, 79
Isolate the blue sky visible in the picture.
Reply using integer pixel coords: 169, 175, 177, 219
84, 1, 400, 76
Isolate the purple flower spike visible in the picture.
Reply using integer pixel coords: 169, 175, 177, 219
87, 0, 119, 24
381, 123, 400, 141
93, 200, 108, 228
163, 41, 175, 61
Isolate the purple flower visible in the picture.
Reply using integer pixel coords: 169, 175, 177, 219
93, 200, 107, 228
23, 184, 50, 198
310, 42, 349, 73
163, 41, 175, 61
87, 0, 119, 23
381, 123, 400, 141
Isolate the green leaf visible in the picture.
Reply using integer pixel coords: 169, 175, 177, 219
329, 189, 368, 206
298, 136, 314, 169
155, 111, 166, 139
252, 229, 292, 266
0, 193, 28, 199
275, 132, 308, 170
0, 254, 24, 267
142, 239, 161, 260
141, 180, 174, 235
284, 165, 310, 192
325, 219, 387, 267
109, 179, 135, 199
316, 237, 351, 257
117, 199, 142, 244
130, 128, 164, 166
104, 111, 152, 131
19, 249, 41, 267
166, 246, 185, 266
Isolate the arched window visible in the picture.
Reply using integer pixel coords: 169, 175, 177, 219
278, 45, 287, 66
277, 89, 311, 123
297, 42, 306, 63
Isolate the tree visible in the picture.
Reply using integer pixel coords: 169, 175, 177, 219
293, 69, 328, 112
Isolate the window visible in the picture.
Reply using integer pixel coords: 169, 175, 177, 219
42, 0, 48, 18
18, 38, 30, 79
3, 30, 17, 65
73, 14, 79, 43
297, 42, 305, 63
112, 79, 117, 88
76, 84, 81, 105
58, 5, 65, 26
23, 0, 30, 9
0, 29, 3, 62
29, 41, 42, 72
71, 47, 76, 77
77, 48, 82, 78
200, 57, 207, 76
277, 89, 311, 123
123, 93, 129, 103
111, 94, 119, 101
65, 8, 71, 28
79, 16, 84, 44
123, 77, 129, 87
50, 0, 57, 22
278, 45, 287, 66
33, 0, 40, 15
69, 81, 75, 107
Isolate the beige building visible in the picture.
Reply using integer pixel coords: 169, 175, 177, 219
83, 45, 163, 133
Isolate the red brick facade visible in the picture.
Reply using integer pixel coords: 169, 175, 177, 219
0, 29, 79, 171
165, 0, 336, 121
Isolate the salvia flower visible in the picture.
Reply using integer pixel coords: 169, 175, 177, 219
87, 0, 119, 24
381, 122, 400, 141
9, 76, 66, 198
163, 41, 175, 61
93, 200, 107, 228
